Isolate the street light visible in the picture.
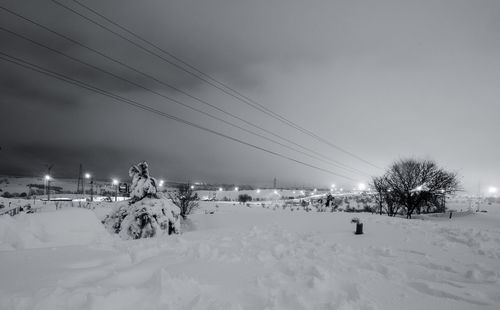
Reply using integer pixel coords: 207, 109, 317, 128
439, 189, 446, 212
256, 189, 261, 194
218, 187, 223, 192
158, 179, 164, 187
488, 186, 498, 195
112, 179, 119, 202
85, 173, 93, 202
45, 175, 51, 201
234, 187, 239, 191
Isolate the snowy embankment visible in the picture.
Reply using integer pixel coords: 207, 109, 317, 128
0, 208, 111, 250
1, 202, 500, 309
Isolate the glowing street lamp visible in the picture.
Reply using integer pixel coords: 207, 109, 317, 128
112, 179, 119, 202
256, 189, 261, 194
190, 185, 195, 190
85, 173, 93, 202
489, 186, 498, 195
218, 187, 223, 192
438, 189, 446, 212
45, 175, 51, 200
234, 187, 239, 191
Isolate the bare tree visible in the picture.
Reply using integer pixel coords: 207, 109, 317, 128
372, 176, 400, 216
169, 183, 199, 219
373, 176, 387, 215
374, 159, 460, 218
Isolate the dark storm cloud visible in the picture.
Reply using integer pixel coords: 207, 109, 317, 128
0, 67, 76, 108
0, 141, 175, 180
0, 1, 209, 106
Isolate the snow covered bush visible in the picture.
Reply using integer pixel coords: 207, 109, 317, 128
102, 161, 180, 239
128, 161, 158, 203
103, 198, 180, 239
238, 194, 252, 203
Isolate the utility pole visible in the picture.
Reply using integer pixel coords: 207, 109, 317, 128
477, 181, 481, 211
84, 173, 92, 201
47, 176, 51, 201
45, 164, 53, 201
112, 179, 119, 202
273, 177, 277, 189
76, 164, 83, 194
90, 176, 94, 202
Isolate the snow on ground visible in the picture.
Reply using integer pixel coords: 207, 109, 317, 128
1, 201, 499, 310
0, 208, 112, 250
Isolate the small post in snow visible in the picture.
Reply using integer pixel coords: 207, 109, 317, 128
351, 217, 364, 235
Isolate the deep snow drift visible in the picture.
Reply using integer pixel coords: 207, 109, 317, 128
1, 201, 499, 310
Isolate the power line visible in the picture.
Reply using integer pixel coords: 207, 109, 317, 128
0, 5, 368, 176
0, 51, 358, 181
0, 25, 367, 176
51, 0, 382, 170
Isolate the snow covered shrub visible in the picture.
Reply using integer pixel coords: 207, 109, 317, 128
1, 192, 13, 198
102, 161, 180, 239
128, 161, 158, 203
363, 205, 374, 213
103, 198, 180, 239
238, 194, 252, 203
108, 200, 180, 239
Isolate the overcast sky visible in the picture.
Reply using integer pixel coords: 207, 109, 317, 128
1, 0, 499, 193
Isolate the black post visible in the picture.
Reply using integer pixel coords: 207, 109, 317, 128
90, 177, 94, 202
355, 222, 363, 235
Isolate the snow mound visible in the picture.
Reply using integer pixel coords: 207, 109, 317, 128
0, 208, 110, 250
103, 198, 181, 240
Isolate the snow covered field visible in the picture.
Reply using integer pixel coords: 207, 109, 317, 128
1, 201, 499, 309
